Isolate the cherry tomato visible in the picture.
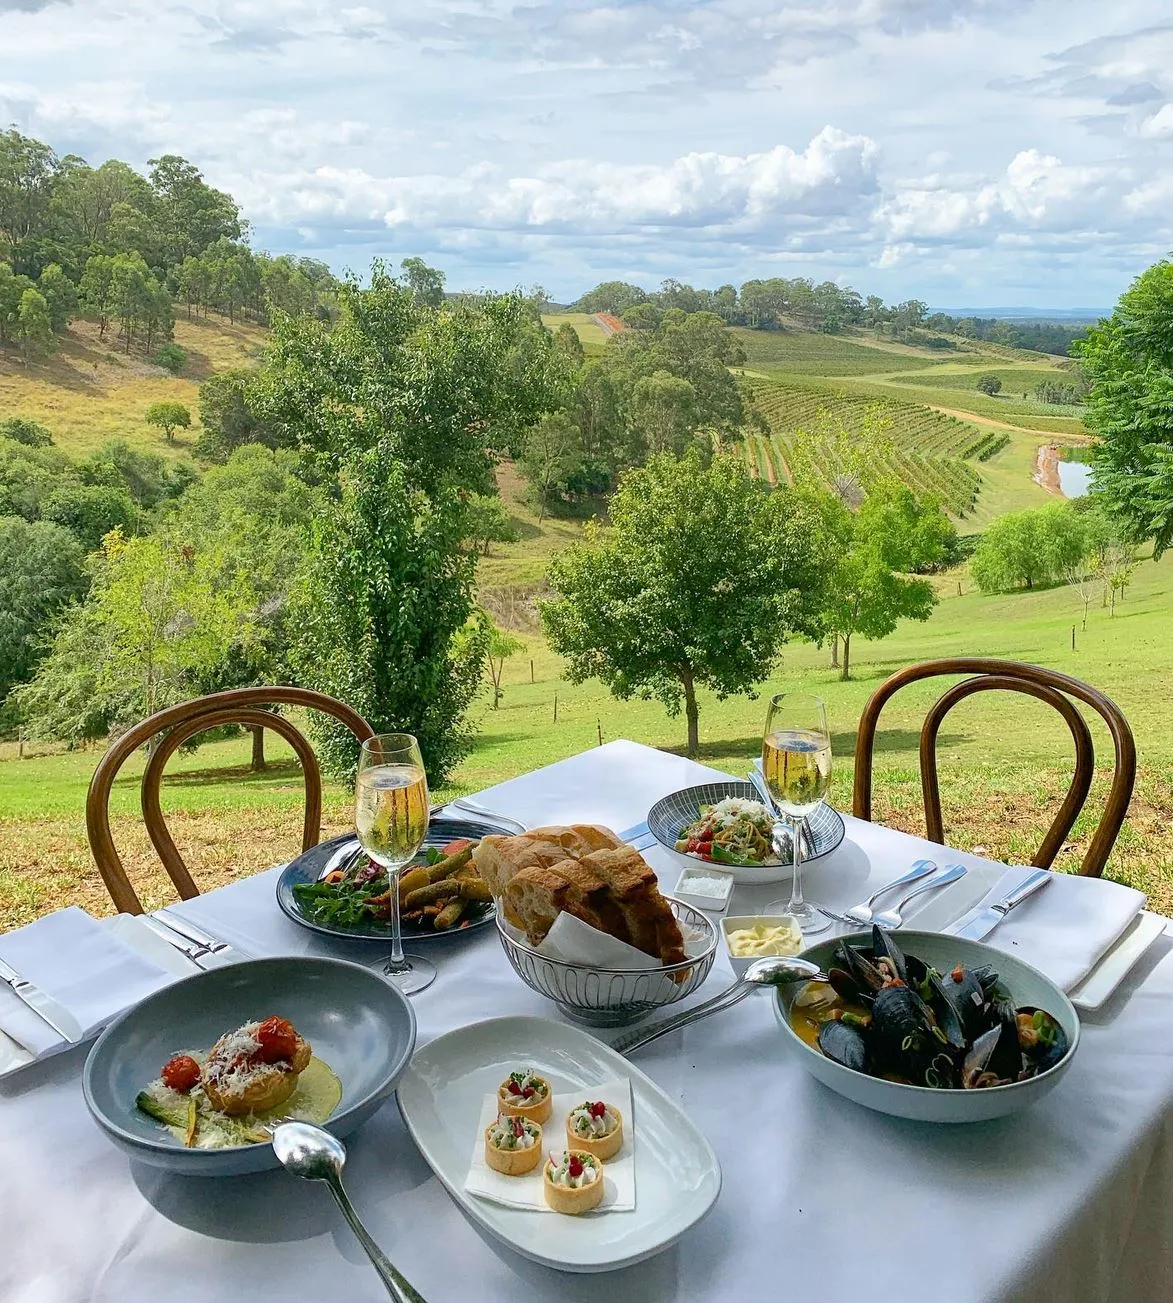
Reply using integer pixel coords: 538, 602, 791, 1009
161, 1054, 201, 1093
255, 1016, 299, 1064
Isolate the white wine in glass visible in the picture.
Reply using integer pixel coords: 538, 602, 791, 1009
762, 694, 833, 935
355, 734, 436, 995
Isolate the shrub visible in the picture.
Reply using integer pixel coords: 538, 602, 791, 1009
152, 343, 187, 374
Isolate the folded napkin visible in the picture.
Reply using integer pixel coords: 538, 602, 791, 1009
535, 912, 663, 970
464, 1076, 635, 1213
943, 867, 1145, 991
0, 907, 173, 1057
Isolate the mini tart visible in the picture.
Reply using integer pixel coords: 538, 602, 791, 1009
484, 1114, 543, 1176
543, 1149, 604, 1215
565, 1100, 624, 1161
497, 1069, 552, 1124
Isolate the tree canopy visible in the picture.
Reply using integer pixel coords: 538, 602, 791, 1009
1077, 256, 1173, 555
542, 450, 833, 755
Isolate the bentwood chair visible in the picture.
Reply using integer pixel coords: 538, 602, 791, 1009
852, 658, 1136, 878
85, 687, 375, 914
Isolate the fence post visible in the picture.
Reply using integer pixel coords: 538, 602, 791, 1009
553, 694, 558, 723
597, 720, 603, 747
1071, 625, 1076, 651
530, 659, 534, 684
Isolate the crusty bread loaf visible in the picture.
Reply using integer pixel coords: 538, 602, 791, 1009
489, 828, 687, 967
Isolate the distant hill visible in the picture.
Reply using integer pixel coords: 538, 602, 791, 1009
934, 307, 1109, 321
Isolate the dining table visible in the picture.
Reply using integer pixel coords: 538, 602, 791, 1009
2, 738, 1172, 1303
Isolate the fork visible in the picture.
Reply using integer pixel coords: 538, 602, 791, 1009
840, 859, 941, 926
871, 863, 968, 931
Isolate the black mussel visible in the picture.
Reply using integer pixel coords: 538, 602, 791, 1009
818, 1018, 869, 1073
827, 966, 868, 1005
924, 971, 968, 1052
1016, 1007, 1070, 1074
835, 941, 886, 995
870, 983, 958, 1086
870, 925, 908, 984
986, 997, 1026, 1082
930, 965, 993, 1043
962, 1027, 1006, 1088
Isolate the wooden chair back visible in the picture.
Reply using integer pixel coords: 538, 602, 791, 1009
852, 658, 1135, 877
85, 687, 374, 914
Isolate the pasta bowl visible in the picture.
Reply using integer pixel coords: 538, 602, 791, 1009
646, 780, 846, 885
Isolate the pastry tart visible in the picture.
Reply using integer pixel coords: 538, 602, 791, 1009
484, 1114, 543, 1175
497, 1069, 552, 1124
565, 1100, 624, 1160
543, 1149, 604, 1214
201, 1017, 311, 1116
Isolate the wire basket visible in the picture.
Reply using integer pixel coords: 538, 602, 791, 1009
496, 898, 719, 1027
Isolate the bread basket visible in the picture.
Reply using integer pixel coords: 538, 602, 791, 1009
495, 898, 719, 1027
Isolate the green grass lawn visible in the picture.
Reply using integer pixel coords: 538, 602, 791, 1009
729, 327, 951, 376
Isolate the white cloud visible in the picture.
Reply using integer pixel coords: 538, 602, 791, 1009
1138, 103, 1173, 139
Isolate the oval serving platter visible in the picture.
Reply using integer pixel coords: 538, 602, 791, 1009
646, 780, 846, 885
276, 813, 509, 943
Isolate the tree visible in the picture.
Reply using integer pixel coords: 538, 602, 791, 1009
553, 322, 585, 370
16, 287, 54, 364
464, 492, 519, 556
0, 517, 86, 704
1077, 257, 1173, 555
976, 375, 1002, 395
255, 267, 558, 782
541, 451, 832, 755
574, 281, 648, 315
970, 503, 1088, 592
41, 482, 140, 550
518, 410, 582, 520
145, 401, 192, 444
484, 620, 524, 709
196, 369, 277, 461
0, 130, 59, 265
821, 481, 950, 680
152, 343, 186, 374
289, 449, 489, 782
79, 254, 115, 337
37, 263, 77, 332
626, 370, 700, 458
1, 417, 52, 447
148, 154, 243, 265
399, 256, 445, 308
78, 439, 193, 508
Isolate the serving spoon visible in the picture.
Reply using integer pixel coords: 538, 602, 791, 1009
272, 1122, 428, 1303
611, 955, 827, 1055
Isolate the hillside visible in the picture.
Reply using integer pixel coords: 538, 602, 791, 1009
0, 315, 267, 457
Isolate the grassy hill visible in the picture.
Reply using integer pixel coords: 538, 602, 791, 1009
0, 315, 267, 457
7, 309, 1162, 933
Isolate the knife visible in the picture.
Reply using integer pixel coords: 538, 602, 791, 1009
0, 956, 86, 1043
951, 869, 1052, 941
147, 912, 243, 967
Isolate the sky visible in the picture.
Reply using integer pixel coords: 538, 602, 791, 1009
2, 1, 1172, 309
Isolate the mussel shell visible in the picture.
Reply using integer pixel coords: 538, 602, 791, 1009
931, 965, 992, 1044
1017, 1006, 1070, 1074
817, 1018, 869, 1073
835, 941, 886, 995
870, 925, 908, 984
924, 971, 968, 1052
962, 1026, 1004, 1086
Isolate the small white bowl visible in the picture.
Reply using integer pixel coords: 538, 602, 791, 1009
673, 865, 735, 913
721, 914, 804, 977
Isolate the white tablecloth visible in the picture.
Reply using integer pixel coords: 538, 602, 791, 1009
3, 740, 1172, 1303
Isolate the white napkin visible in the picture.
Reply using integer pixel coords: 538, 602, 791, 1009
464, 1077, 635, 1213
943, 868, 1146, 991
535, 913, 662, 970
0, 907, 173, 1057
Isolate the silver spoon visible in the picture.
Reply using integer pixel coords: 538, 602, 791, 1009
272, 1122, 428, 1303
611, 955, 827, 1054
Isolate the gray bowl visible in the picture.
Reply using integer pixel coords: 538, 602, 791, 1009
773, 930, 1080, 1123
83, 957, 416, 1176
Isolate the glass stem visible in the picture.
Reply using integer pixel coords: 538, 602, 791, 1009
787, 816, 806, 912
386, 866, 408, 971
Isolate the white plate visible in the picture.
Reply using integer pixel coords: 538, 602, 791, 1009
1069, 910, 1168, 1011
396, 1015, 722, 1273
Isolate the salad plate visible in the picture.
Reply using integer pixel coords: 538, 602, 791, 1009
396, 1015, 721, 1272
276, 814, 508, 943
646, 780, 846, 884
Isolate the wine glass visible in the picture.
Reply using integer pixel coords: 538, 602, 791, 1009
355, 733, 436, 995
762, 693, 833, 935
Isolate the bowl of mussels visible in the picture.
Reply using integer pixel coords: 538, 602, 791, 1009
774, 926, 1079, 1123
